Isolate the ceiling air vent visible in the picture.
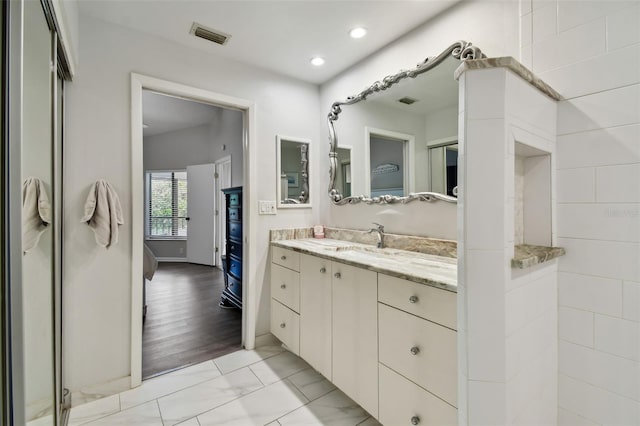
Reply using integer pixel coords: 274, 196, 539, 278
398, 97, 418, 105
190, 22, 231, 46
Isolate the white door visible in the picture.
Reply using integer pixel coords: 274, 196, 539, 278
187, 164, 216, 266
215, 156, 232, 266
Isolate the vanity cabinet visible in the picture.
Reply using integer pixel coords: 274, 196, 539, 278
331, 262, 378, 418
270, 248, 301, 354
270, 245, 456, 425
299, 254, 332, 379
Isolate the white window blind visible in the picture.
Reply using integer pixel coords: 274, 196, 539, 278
147, 171, 188, 238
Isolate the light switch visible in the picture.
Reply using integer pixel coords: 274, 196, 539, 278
258, 200, 277, 215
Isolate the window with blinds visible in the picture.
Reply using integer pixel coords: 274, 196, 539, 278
146, 171, 188, 238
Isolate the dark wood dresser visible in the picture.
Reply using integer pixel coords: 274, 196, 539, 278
220, 186, 243, 309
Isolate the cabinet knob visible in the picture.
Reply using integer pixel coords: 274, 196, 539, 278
410, 346, 420, 356
281, 255, 287, 260
231, 245, 235, 250
280, 284, 286, 289
411, 416, 420, 425
334, 272, 341, 279
280, 322, 286, 328
409, 295, 419, 304
320, 267, 326, 273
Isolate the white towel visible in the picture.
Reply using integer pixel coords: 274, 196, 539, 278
22, 177, 51, 252
81, 180, 124, 248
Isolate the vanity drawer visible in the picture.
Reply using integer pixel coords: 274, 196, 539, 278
271, 264, 300, 313
229, 207, 241, 221
378, 303, 457, 406
272, 247, 300, 272
378, 273, 456, 330
271, 299, 300, 355
379, 363, 457, 426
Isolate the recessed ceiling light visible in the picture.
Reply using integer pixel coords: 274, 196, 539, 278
349, 27, 367, 39
310, 56, 325, 66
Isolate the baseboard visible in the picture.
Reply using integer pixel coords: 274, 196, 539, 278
254, 332, 279, 348
70, 375, 131, 408
157, 257, 188, 262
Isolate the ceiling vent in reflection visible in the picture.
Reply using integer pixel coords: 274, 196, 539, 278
398, 97, 418, 105
190, 22, 231, 46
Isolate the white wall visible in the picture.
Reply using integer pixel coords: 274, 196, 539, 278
520, 1, 640, 424
63, 14, 321, 393
318, 0, 519, 240
144, 123, 214, 170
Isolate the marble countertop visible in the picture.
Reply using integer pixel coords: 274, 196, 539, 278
271, 238, 457, 293
512, 244, 566, 269
454, 56, 562, 101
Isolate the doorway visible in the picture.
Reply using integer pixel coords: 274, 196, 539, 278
364, 127, 415, 197
131, 75, 255, 386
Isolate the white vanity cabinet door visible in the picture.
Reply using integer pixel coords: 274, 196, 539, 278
271, 299, 300, 355
378, 303, 457, 406
379, 364, 457, 426
271, 263, 300, 313
272, 246, 300, 271
299, 254, 332, 379
332, 262, 378, 418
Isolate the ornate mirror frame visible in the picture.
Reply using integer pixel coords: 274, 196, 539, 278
327, 40, 485, 205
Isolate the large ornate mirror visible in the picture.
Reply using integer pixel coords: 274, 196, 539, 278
277, 135, 311, 208
327, 40, 484, 205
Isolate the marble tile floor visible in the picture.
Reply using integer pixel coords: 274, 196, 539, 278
66, 345, 381, 426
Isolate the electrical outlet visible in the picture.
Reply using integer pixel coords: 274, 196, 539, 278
258, 200, 277, 215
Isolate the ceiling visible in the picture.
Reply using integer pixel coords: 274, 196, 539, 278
78, 0, 460, 85
143, 90, 226, 137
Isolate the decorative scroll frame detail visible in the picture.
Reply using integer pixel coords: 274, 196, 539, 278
327, 40, 485, 205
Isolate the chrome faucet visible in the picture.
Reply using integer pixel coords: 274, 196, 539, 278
368, 222, 385, 248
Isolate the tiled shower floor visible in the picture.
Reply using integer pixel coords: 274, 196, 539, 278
67, 345, 380, 425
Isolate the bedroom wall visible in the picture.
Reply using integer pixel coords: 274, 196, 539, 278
143, 109, 242, 261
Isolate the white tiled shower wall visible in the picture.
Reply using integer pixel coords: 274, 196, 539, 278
520, 1, 640, 424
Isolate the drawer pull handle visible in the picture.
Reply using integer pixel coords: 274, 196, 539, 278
334, 272, 341, 279
280, 322, 286, 328
410, 346, 420, 356
411, 416, 420, 425
320, 267, 326, 273
231, 246, 235, 250
281, 255, 287, 260
409, 295, 419, 304
280, 284, 286, 289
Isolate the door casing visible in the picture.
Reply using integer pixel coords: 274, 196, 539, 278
130, 74, 256, 387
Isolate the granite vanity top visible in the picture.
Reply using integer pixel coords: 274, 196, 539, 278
512, 244, 566, 269
454, 56, 563, 101
271, 238, 457, 293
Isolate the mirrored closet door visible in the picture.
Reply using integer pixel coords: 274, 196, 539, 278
5, 0, 70, 424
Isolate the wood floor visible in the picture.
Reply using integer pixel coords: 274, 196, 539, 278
142, 262, 242, 379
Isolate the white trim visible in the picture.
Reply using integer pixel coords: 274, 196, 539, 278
364, 127, 415, 197
276, 134, 312, 209
156, 257, 188, 263
131, 73, 256, 388
426, 135, 457, 148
